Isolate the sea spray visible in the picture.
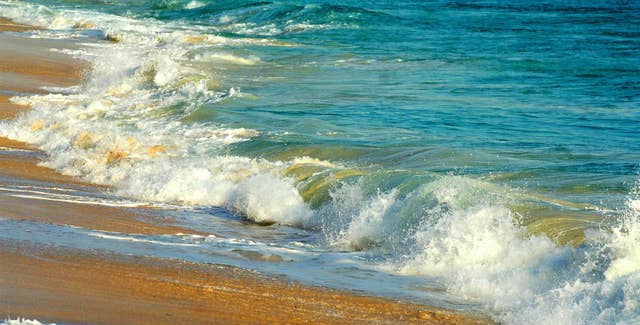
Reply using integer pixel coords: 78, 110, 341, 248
389, 180, 640, 324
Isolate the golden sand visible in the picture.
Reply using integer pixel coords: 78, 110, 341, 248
0, 18, 489, 324
0, 17, 38, 32
0, 35, 86, 86
0, 191, 205, 236
0, 245, 487, 324
0, 95, 28, 120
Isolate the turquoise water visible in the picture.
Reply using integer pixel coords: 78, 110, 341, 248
1, 0, 639, 323
82, 0, 640, 205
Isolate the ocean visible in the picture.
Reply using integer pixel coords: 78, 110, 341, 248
0, 0, 639, 323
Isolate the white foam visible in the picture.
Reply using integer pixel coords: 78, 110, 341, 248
1, 318, 52, 325
184, 0, 205, 9
0, 147, 32, 153
390, 177, 640, 324
0, 0, 315, 227
204, 53, 260, 65
0, 185, 149, 208
290, 156, 336, 168
284, 23, 333, 33
603, 198, 640, 281
89, 232, 201, 247
332, 188, 398, 250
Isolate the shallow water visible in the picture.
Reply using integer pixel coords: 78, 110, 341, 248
0, 0, 639, 323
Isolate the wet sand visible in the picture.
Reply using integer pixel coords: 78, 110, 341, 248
0, 18, 489, 324
0, 95, 28, 120
0, 17, 38, 33
0, 33, 85, 94
1, 243, 487, 324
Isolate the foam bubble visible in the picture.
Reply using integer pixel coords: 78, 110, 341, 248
185, 0, 205, 9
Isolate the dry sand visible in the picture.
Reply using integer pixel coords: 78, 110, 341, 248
0, 18, 490, 324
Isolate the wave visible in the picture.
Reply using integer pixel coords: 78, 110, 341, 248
0, 1, 408, 228
387, 180, 640, 324
0, 1, 638, 323
0, 0, 311, 226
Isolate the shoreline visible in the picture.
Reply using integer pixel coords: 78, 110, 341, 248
2, 242, 486, 324
0, 18, 490, 324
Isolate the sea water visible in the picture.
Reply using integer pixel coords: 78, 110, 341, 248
0, 0, 638, 323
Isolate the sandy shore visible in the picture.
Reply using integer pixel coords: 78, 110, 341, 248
1, 242, 486, 324
0, 17, 38, 33
0, 18, 490, 324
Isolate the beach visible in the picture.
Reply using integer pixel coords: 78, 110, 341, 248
1, 244, 481, 324
0, 18, 488, 324
0, 1, 638, 324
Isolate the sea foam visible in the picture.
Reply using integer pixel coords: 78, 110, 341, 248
1, 318, 51, 325
393, 178, 640, 324
0, 1, 313, 226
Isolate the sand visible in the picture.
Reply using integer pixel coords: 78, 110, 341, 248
0, 95, 29, 120
1, 243, 488, 324
0, 18, 490, 324
0, 33, 86, 92
0, 17, 38, 32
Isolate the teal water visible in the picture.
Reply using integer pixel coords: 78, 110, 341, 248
72, 0, 640, 204
0, 0, 639, 323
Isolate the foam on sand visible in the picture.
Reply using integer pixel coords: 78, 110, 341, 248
0, 1, 314, 226
2, 318, 52, 325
